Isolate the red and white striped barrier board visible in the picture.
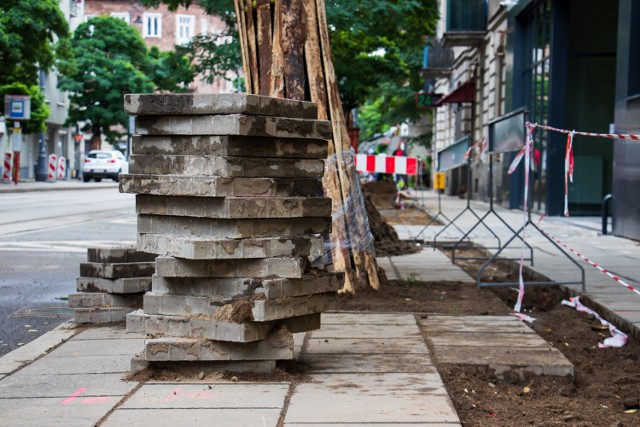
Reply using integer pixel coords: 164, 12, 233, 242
47, 154, 58, 181
2, 152, 12, 182
355, 154, 419, 175
57, 156, 66, 180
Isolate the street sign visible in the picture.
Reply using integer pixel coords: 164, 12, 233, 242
415, 92, 442, 109
4, 95, 31, 120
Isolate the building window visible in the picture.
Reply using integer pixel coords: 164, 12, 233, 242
176, 14, 195, 45
143, 13, 162, 38
111, 12, 130, 25
201, 18, 208, 34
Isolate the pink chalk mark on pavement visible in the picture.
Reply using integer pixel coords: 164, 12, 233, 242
164, 387, 182, 402
61, 388, 88, 405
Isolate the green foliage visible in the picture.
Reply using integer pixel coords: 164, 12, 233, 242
186, 32, 243, 86
0, 0, 70, 86
0, 83, 49, 134
58, 16, 194, 144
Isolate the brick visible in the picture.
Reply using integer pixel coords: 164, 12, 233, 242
131, 135, 328, 159
252, 292, 337, 322
128, 154, 324, 178
137, 215, 331, 239
135, 195, 332, 219
124, 93, 318, 119
138, 234, 318, 260
143, 326, 294, 361
151, 276, 256, 298
74, 307, 133, 324
87, 247, 156, 263
68, 293, 142, 309
143, 292, 230, 316
127, 312, 320, 343
119, 174, 323, 198
135, 114, 332, 140
154, 256, 306, 279
76, 277, 151, 294
80, 261, 155, 279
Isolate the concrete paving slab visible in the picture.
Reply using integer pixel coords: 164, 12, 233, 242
301, 353, 438, 374
0, 325, 76, 374
285, 373, 458, 424
427, 332, 555, 347
321, 312, 418, 325
120, 382, 289, 409
104, 408, 282, 427
420, 316, 535, 333
46, 338, 143, 358
71, 326, 144, 340
377, 251, 474, 283
0, 372, 136, 398
0, 397, 120, 427
21, 355, 132, 375
304, 337, 429, 354
310, 323, 422, 339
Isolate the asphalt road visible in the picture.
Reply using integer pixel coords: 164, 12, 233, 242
0, 187, 136, 356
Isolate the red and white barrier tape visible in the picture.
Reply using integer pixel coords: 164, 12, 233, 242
563, 132, 575, 216
534, 123, 640, 141
354, 154, 419, 176
464, 135, 488, 161
562, 296, 628, 348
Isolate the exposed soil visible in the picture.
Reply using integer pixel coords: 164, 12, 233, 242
336, 198, 640, 427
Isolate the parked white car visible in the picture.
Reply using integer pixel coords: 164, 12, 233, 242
82, 150, 128, 182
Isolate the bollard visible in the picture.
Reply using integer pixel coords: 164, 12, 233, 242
47, 154, 58, 181
2, 152, 12, 182
601, 194, 613, 235
57, 156, 66, 180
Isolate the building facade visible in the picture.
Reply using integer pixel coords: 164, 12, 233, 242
425, 0, 640, 240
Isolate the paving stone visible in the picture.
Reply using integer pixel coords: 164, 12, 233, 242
103, 408, 282, 427
304, 337, 429, 355
155, 256, 306, 279
143, 327, 294, 361
68, 292, 142, 309
137, 214, 331, 239
0, 372, 137, 398
120, 174, 323, 198
87, 247, 156, 263
136, 195, 332, 219
419, 315, 536, 333
74, 307, 134, 324
310, 323, 421, 339
46, 338, 143, 358
0, 326, 76, 375
0, 397, 120, 427
80, 261, 155, 279
252, 293, 336, 322
137, 234, 317, 260
257, 273, 344, 300
129, 311, 320, 342
129, 155, 325, 178
142, 292, 229, 317
285, 373, 458, 425
151, 276, 256, 298
426, 332, 557, 348
134, 358, 277, 375
321, 312, 418, 325
135, 114, 332, 140
71, 325, 144, 341
131, 134, 328, 158
301, 353, 438, 374
124, 92, 318, 119
20, 354, 132, 375
76, 276, 151, 294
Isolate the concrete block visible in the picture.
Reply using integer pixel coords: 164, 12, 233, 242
76, 276, 151, 294
154, 256, 306, 279
124, 93, 318, 119
131, 134, 328, 158
137, 214, 331, 239
87, 247, 156, 263
80, 261, 155, 279
135, 114, 332, 140
126, 309, 146, 334
73, 307, 134, 324
257, 272, 344, 300
151, 276, 256, 298
68, 292, 142, 309
143, 326, 294, 361
129, 155, 324, 178
120, 174, 323, 198
252, 292, 336, 322
143, 292, 232, 316
136, 195, 332, 219
137, 234, 317, 260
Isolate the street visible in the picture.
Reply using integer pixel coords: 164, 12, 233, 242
0, 186, 136, 356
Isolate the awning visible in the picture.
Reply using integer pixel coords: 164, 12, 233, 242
436, 80, 476, 106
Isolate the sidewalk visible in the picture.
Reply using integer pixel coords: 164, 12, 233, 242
397, 189, 640, 341
0, 179, 118, 193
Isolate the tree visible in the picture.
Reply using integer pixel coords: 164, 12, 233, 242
58, 16, 194, 149
0, 0, 70, 86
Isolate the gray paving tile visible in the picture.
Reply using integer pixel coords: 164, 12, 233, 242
103, 408, 281, 426
0, 372, 136, 398
322, 312, 417, 325
0, 397, 119, 427
71, 326, 144, 340
19, 354, 132, 375
301, 353, 437, 374
304, 337, 429, 355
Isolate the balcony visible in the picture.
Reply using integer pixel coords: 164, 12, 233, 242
421, 39, 454, 79
443, 0, 488, 47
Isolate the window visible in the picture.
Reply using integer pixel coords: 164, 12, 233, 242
143, 13, 162, 38
201, 18, 208, 34
176, 14, 195, 45
110, 12, 130, 25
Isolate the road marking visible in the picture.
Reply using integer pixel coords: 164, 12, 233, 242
0, 241, 135, 253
